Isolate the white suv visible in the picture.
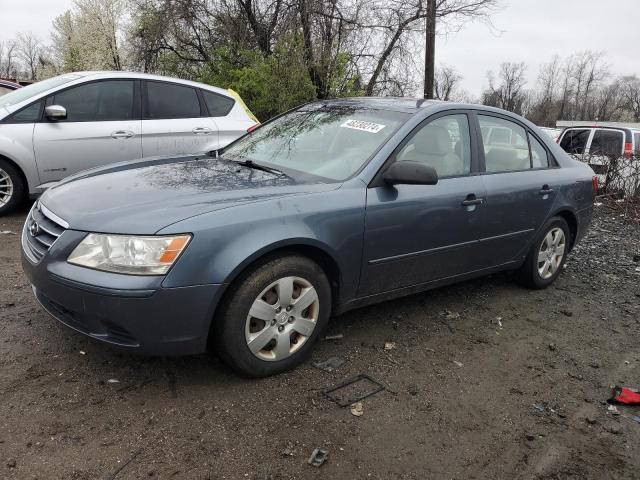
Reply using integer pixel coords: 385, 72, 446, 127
558, 125, 640, 196
0, 72, 258, 214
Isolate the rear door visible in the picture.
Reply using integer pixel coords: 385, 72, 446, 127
141, 81, 218, 157
475, 114, 559, 267
359, 111, 487, 296
33, 79, 142, 184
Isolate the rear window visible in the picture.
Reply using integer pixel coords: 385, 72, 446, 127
559, 129, 590, 154
590, 130, 623, 157
201, 90, 234, 117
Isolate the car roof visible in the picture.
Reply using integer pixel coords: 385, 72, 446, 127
313, 97, 538, 124
0, 79, 20, 88
74, 71, 233, 98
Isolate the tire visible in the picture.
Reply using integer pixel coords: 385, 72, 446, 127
214, 255, 332, 377
0, 159, 26, 216
519, 216, 571, 289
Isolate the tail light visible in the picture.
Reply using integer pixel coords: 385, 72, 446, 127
624, 142, 633, 158
247, 123, 260, 133
592, 176, 599, 194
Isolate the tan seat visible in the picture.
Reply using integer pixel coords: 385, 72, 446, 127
398, 125, 464, 177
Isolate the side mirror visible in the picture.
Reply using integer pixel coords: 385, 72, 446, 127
45, 105, 67, 120
383, 161, 438, 186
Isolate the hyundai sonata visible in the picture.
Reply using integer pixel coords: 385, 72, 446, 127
22, 98, 596, 377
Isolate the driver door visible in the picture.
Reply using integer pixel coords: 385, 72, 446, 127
359, 112, 487, 296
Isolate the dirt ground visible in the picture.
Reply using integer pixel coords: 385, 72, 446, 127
1, 201, 639, 480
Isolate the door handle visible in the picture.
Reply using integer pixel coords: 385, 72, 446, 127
111, 130, 134, 139
192, 127, 212, 135
461, 195, 484, 207
539, 185, 554, 195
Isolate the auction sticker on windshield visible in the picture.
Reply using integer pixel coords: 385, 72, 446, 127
340, 119, 386, 133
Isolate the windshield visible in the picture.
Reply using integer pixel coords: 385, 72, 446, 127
223, 105, 409, 181
0, 74, 82, 108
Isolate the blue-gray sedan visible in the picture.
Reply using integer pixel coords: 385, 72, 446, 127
21, 98, 596, 376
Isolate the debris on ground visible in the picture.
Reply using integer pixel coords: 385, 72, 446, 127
383, 341, 396, 351
608, 405, 621, 416
533, 404, 546, 413
350, 402, 364, 417
0, 230, 16, 235
313, 356, 346, 373
324, 333, 343, 341
442, 310, 460, 320
609, 386, 640, 405
307, 448, 328, 467
453, 360, 463, 368
107, 379, 120, 384
323, 374, 386, 407
281, 444, 295, 457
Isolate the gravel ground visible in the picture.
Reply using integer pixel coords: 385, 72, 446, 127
1, 201, 639, 480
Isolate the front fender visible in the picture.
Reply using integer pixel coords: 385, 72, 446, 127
159, 182, 367, 305
0, 125, 41, 192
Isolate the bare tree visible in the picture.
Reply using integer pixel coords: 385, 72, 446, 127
433, 63, 462, 101
0, 40, 19, 78
619, 76, 640, 122
362, 0, 497, 96
482, 62, 528, 114
16, 32, 43, 80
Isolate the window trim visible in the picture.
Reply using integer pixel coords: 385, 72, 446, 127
474, 110, 559, 175
142, 80, 207, 120
369, 109, 479, 188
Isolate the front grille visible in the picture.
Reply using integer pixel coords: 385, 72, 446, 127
23, 203, 67, 262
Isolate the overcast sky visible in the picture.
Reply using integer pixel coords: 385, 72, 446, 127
1, 0, 638, 96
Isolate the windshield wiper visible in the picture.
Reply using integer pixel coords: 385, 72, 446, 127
230, 158, 289, 177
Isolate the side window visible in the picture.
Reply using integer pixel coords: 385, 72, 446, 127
201, 90, 234, 117
396, 114, 471, 178
146, 82, 201, 119
478, 115, 530, 172
530, 134, 549, 168
7, 101, 42, 123
559, 129, 590, 154
635, 133, 640, 155
52, 80, 134, 122
590, 130, 623, 157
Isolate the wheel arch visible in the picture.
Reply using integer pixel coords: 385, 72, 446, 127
206, 240, 343, 348
0, 153, 30, 194
222, 239, 343, 309
551, 208, 578, 250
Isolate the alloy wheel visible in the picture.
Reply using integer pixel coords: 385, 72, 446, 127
0, 167, 13, 208
245, 276, 320, 361
537, 227, 566, 280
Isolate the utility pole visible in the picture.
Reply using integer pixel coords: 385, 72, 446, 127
424, 0, 436, 99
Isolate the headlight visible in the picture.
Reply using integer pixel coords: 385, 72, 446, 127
67, 233, 191, 275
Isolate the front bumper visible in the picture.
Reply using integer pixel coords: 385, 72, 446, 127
21, 225, 224, 356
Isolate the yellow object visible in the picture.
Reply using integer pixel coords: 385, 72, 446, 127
227, 89, 259, 124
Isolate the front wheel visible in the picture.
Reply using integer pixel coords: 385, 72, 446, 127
0, 159, 26, 216
214, 255, 331, 377
519, 216, 570, 289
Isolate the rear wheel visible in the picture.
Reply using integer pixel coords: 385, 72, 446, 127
519, 216, 570, 289
214, 255, 331, 377
0, 159, 25, 216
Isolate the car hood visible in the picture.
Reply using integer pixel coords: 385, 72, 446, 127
40, 156, 339, 234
